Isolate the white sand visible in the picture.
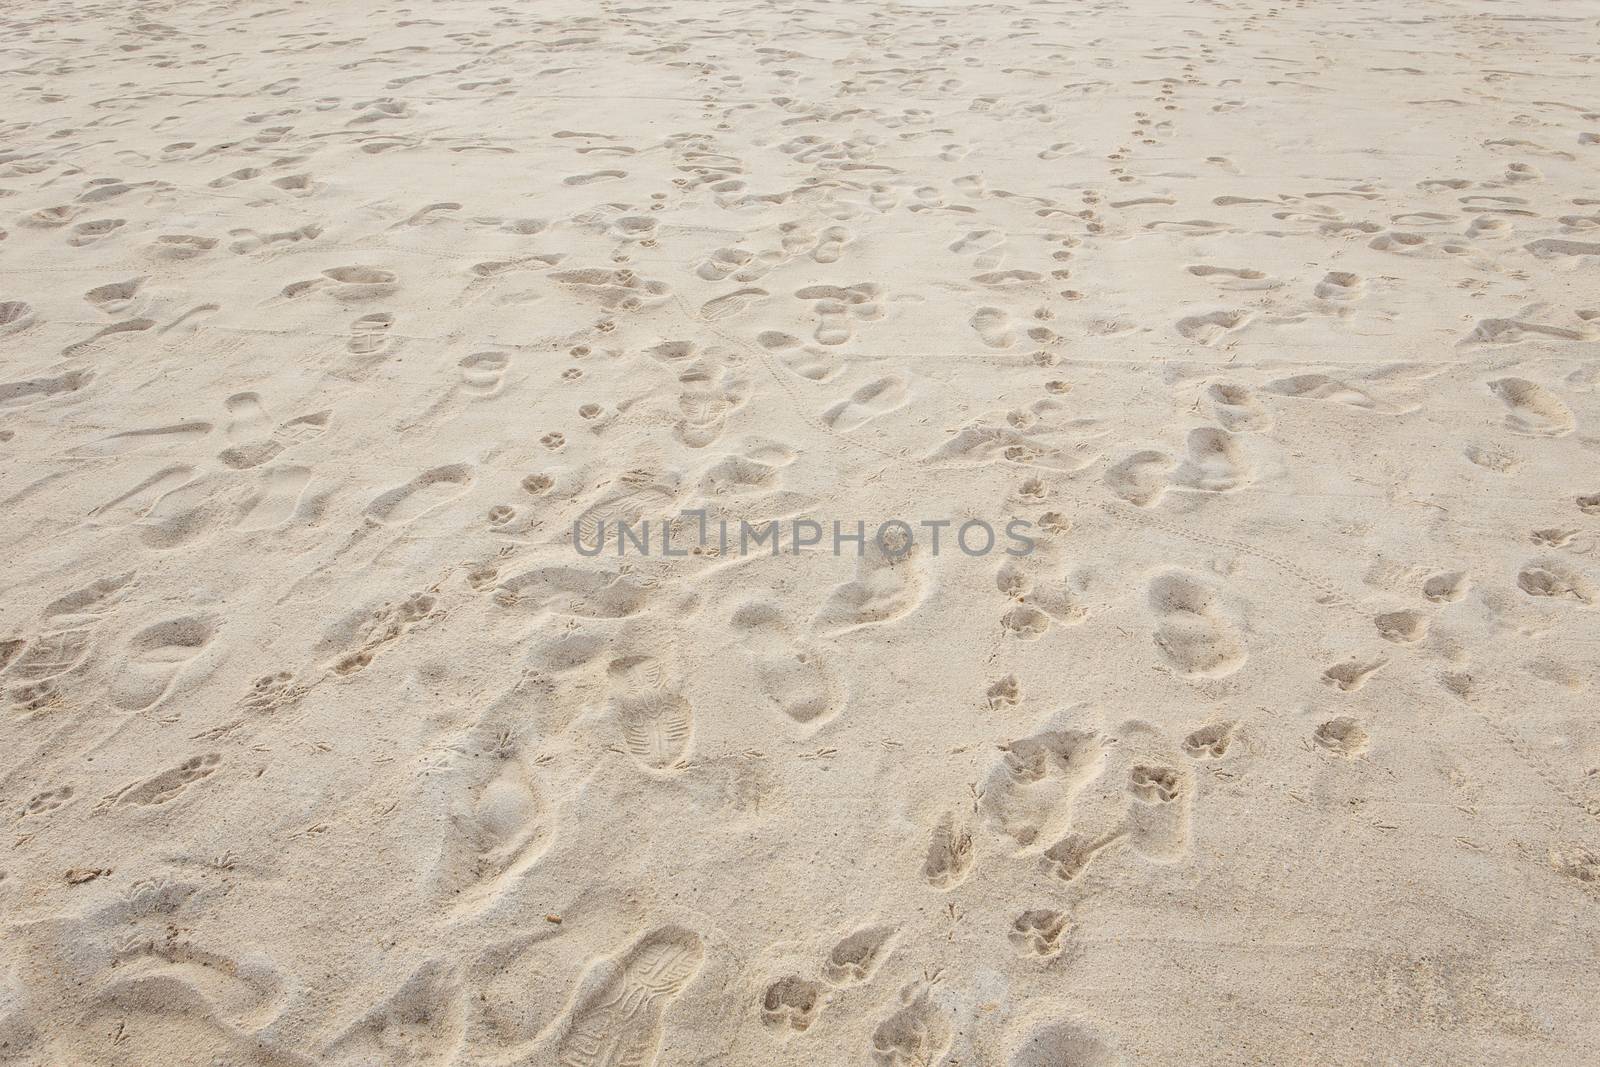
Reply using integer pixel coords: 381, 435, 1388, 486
2, 0, 1598, 1063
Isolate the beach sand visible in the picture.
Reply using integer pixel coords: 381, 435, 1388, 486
1, 0, 1598, 1064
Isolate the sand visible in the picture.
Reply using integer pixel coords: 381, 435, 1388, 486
1, 0, 1598, 1064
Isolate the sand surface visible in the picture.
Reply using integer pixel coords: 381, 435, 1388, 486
2, 0, 1599, 1064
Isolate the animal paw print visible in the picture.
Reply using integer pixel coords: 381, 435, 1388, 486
21, 785, 73, 817
985, 674, 1020, 709
760, 976, 827, 1033
541, 432, 565, 450
1008, 909, 1069, 957
117, 754, 222, 807
1181, 722, 1234, 759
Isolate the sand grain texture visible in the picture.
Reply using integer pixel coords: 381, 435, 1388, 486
0, 0, 1598, 1064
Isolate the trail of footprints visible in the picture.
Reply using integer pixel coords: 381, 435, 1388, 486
3, 2, 1599, 1064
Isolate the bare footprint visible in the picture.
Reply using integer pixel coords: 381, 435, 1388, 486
821, 375, 908, 431
365, 464, 475, 526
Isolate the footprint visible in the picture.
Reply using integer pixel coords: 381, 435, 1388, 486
437, 743, 552, 911
697, 247, 753, 281
1148, 570, 1246, 678
6, 629, 93, 683
326, 960, 462, 1064
986, 675, 1021, 710
821, 375, 908, 431
322, 592, 438, 675
1321, 657, 1386, 692
562, 169, 627, 186
323, 265, 398, 302
795, 283, 880, 346
813, 225, 854, 264
761, 976, 828, 1033
1176, 308, 1250, 345
87, 465, 196, 528
1011, 1020, 1123, 1067
218, 410, 329, 469
1104, 450, 1174, 507
60, 316, 154, 357
1313, 717, 1368, 756
365, 464, 475, 526
822, 924, 896, 986
950, 229, 1006, 269
616, 692, 694, 771
1466, 318, 1591, 345
109, 615, 217, 711
971, 306, 1016, 348
1261, 373, 1382, 410
1375, 609, 1429, 643
68, 218, 125, 246
1530, 528, 1581, 549
84, 278, 143, 314
1125, 763, 1191, 860
1487, 378, 1575, 437
0, 368, 93, 409
700, 286, 768, 321
1517, 560, 1596, 605
922, 812, 975, 890
757, 647, 841, 727
1181, 722, 1235, 759
1187, 264, 1274, 291
348, 312, 394, 355
557, 927, 704, 1067
872, 982, 952, 1067
116, 753, 222, 807
1423, 570, 1469, 603
21, 784, 74, 818
1206, 383, 1273, 432
813, 538, 926, 632
981, 727, 1106, 851
1171, 428, 1252, 493
1008, 910, 1070, 958
149, 234, 216, 260
224, 392, 271, 440
459, 351, 512, 399
0, 300, 36, 333
236, 465, 312, 531
69, 422, 213, 458
1313, 271, 1364, 300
